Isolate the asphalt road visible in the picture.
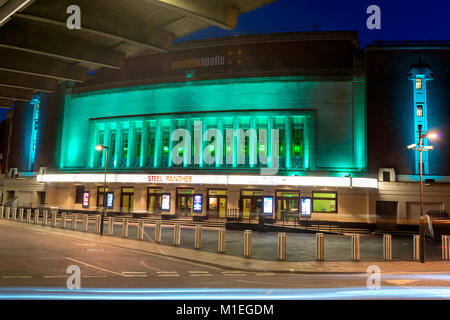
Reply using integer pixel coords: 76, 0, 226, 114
1, 224, 450, 299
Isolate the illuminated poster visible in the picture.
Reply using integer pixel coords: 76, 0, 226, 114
161, 194, 171, 211
301, 197, 311, 216
82, 192, 90, 208
193, 194, 203, 213
106, 192, 114, 209
263, 196, 273, 215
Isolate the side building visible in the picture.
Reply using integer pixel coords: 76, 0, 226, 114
366, 41, 450, 230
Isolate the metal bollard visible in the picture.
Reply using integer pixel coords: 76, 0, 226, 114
0, 206, 3, 219
383, 234, 392, 261
218, 227, 226, 253
19, 208, 24, 221
244, 230, 252, 257
26, 209, 31, 223
82, 214, 88, 232
12, 207, 17, 220
351, 234, 360, 261
95, 215, 101, 234
278, 232, 286, 261
42, 210, 48, 226
51, 211, 57, 227
34, 209, 39, 224
61, 212, 66, 229
173, 224, 181, 246
5, 206, 10, 220
71, 213, 77, 230
194, 225, 202, 249
413, 234, 420, 261
137, 219, 144, 240
442, 235, 449, 260
155, 221, 161, 243
107, 217, 114, 236
316, 233, 324, 261
121, 218, 128, 238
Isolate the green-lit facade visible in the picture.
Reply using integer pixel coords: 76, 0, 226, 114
61, 76, 366, 174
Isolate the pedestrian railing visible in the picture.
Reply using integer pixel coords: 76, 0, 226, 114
1, 205, 449, 262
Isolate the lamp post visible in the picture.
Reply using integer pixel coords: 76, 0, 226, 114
406, 124, 437, 263
96, 144, 108, 235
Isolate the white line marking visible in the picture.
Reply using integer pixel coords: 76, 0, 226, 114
256, 273, 276, 276
188, 271, 210, 274
190, 274, 213, 277
65, 257, 125, 277
157, 271, 178, 274
157, 274, 179, 277
43, 276, 67, 279
2, 276, 32, 279
121, 272, 147, 274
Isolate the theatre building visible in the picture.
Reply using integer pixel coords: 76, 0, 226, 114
1, 31, 377, 223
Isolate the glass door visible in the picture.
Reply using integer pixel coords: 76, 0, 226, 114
147, 188, 163, 214
276, 191, 300, 221
121, 187, 134, 213
241, 190, 263, 219
176, 189, 194, 217
207, 189, 227, 218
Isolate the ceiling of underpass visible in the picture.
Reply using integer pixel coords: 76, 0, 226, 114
0, 0, 276, 109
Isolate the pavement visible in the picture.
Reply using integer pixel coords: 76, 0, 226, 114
1, 218, 449, 275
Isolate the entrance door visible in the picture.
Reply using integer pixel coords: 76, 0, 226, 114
176, 189, 194, 217
121, 187, 134, 214
275, 191, 300, 221
147, 188, 163, 214
207, 189, 227, 218
241, 190, 263, 219
376, 201, 398, 230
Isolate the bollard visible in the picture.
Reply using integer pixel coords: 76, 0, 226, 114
316, 233, 324, 261
413, 234, 420, 261
442, 235, 449, 260
137, 219, 144, 240
26, 209, 31, 223
95, 215, 101, 234
5, 206, 10, 220
42, 210, 48, 226
0, 206, 3, 219
34, 209, 39, 224
51, 210, 57, 227
278, 232, 286, 261
194, 225, 202, 249
173, 224, 181, 246
244, 230, 252, 257
19, 208, 24, 221
71, 213, 77, 230
351, 234, 360, 261
82, 214, 88, 232
107, 217, 114, 236
218, 227, 226, 253
61, 212, 67, 229
383, 234, 392, 261
12, 207, 17, 220
155, 221, 161, 243
121, 218, 128, 238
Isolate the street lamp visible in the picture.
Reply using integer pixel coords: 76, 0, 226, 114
95, 144, 108, 235
406, 124, 438, 263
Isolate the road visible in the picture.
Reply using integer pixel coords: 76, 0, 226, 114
1, 224, 450, 299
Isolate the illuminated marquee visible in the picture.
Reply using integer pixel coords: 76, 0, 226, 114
37, 174, 378, 188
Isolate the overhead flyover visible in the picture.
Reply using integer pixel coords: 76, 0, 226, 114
0, 0, 276, 104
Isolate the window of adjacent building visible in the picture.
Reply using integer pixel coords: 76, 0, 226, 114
312, 191, 337, 213
416, 78, 423, 90
75, 186, 85, 204
416, 105, 423, 117
383, 171, 391, 182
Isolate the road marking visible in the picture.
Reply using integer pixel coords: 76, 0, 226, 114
256, 273, 276, 276
65, 257, 125, 277
156, 271, 179, 277
121, 272, 147, 274
188, 271, 209, 274
43, 275, 67, 279
82, 275, 108, 278
2, 276, 32, 279
222, 272, 246, 276
190, 274, 213, 277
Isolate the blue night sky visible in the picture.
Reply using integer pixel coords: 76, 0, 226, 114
1, 0, 449, 121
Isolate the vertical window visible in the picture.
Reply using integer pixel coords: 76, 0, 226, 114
416, 105, 423, 117
148, 129, 155, 164
110, 132, 116, 166
122, 131, 129, 160
312, 191, 337, 213
135, 131, 142, 158
416, 78, 422, 90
